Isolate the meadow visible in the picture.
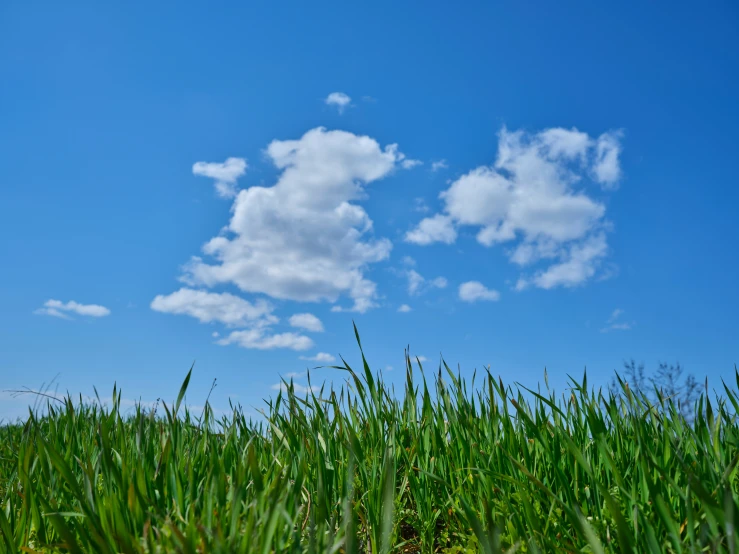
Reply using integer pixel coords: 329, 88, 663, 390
1, 327, 738, 553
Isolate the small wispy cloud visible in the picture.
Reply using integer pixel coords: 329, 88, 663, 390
406, 270, 448, 296
283, 371, 306, 379
271, 382, 320, 395
607, 309, 624, 323
216, 329, 313, 351
431, 159, 448, 172
192, 157, 247, 199
299, 352, 336, 363
459, 281, 500, 303
413, 197, 430, 213
401, 159, 423, 170
34, 299, 111, 319
325, 92, 352, 114
600, 308, 634, 333
397, 304, 412, 313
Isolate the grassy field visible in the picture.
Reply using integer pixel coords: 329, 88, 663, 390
1, 328, 738, 553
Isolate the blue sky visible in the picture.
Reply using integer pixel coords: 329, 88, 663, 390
1, 1, 738, 421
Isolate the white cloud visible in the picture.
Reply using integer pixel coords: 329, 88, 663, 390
401, 256, 416, 267
407, 270, 424, 295
325, 92, 352, 113
401, 159, 423, 170
515, 233, 608, 290
289, 313, 324, 332
408, 126, 623, 289
212, 331, 220, 338
593, 131, 623, 188
151, 288, 276, 326
181, 127, 404, 314
431, 159, 448, 172
217, 329, 313, 351
600, 307, 633, 333
397, 304, 412, 313
405, 214, 457, 245
430, 277, 448, 288
299, 352, 336, 362
271, 382, 319, 395
406, 269, 447, 296
459, 281, 500, 303
34, 299, 111, 319
193, 157, 247, 199
415, 355, 428, 362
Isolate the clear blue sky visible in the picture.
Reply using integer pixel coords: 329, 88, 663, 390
1, 0, 737, 421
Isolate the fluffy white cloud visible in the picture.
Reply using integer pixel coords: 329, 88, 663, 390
217, 329, 313, 351
299, 352, 336, 362
151, 288, 276, 326
325, 92, 351, 113
431, 159, 448, 172
401, 159, 423, 169
459, 281, 500, 303
408, 127, 623, 289
35, 299, 111, 319
397, 304, 412, 313
181, 127, 404, 313
289, 313, 324, 332
405, 214, 457, 245
192, 157, 247, 199
405, 270, 447, 296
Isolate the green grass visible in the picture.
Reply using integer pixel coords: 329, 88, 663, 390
2, 326, 739, 553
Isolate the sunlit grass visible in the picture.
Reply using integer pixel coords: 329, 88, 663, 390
1, 325, 738, 553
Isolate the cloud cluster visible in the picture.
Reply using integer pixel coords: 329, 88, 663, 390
150, 288, 317, 351
182, 127, 403, 314
406, 127, 622, 289
153, 127, 407, 350
35, 299, 111, 319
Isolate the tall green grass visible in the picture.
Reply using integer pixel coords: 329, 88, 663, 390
2, 327, 739, 553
